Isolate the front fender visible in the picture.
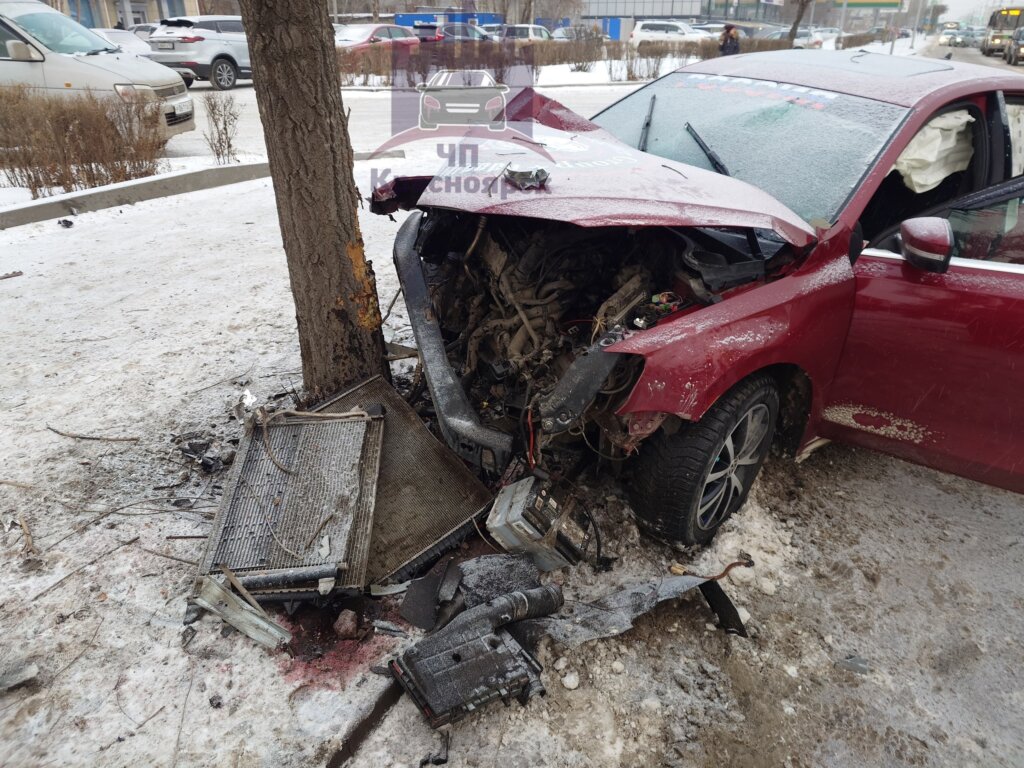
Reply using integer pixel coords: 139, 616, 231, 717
610, 250, 856, 428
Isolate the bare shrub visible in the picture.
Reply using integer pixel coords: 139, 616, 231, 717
489, 46, 512, 84
201, 92, 239, 165
604, 41, 627, 81
0, 86, 165, 199
636, 42, 669, 79
836, 32, 876, 50
568, 38, 602, 72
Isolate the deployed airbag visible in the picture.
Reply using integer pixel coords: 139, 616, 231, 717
894, 110, 975, 194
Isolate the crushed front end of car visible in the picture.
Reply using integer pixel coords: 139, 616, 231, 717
372, 90, 816, 492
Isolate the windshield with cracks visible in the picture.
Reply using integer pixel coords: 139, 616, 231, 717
592, 72, 908, 225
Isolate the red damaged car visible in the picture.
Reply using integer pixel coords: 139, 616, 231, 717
372, 51, 1024, 544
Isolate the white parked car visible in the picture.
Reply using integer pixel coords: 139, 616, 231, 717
763, 28, 824, 49
479, 23, 503, 41
94, 27, 195, 87
502, 24, 553, 41
0, 0, 194, 139
938, 29, 957, 45
629, 20, 711, 49
147, 16, 251, 90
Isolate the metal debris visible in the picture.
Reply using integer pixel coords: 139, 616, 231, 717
503, 165, 550, 190
486, 478, 589, 571
196, 408, 383, 599
518, 575, 748, 650
317, 376, 493, 585
399, 554, 540, 632
391, 586, 563, 727
190, 576, 291, 650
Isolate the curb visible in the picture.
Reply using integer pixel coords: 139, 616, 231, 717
0, 150, 405, 231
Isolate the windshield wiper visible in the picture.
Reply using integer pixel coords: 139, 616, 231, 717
684, 122, 730, 176
637, 94, 656, 152
85, 46, 120, 55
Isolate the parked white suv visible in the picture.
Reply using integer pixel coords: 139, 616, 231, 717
628, 20, 711, 49
0, 0, 194, 139
147, 16, 251, 90
502, 24, 554, 41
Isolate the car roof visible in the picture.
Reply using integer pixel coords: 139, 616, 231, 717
684, 50, 1022, 107
160, 15, 241, 22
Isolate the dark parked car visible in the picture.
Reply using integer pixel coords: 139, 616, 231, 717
333, 23, 419, 55
372, 51, 1024, 545
412, 22, 492, 43
1005, 27, 1024, 64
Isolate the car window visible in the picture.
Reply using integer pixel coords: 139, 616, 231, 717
1005, 98, 1024, 178
948, 197, 1024, 264
5, 9, 111, 53
861, 105, 986, 241
592, 71, 908, 225
195, 20, 218, 31
0, 22, 21, 57
217, 20, 243, 33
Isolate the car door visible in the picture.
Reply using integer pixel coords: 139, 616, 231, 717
217, 20, 249, 72
822, 175, 1024, 493
0, 20, 46, 90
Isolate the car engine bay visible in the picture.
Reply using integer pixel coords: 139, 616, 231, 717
402, 209, 798, 475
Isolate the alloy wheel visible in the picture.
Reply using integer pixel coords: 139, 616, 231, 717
697, 403, 771, 531
214, 61, 235, 89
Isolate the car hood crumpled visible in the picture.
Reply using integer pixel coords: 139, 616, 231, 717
371, 88, 817, 249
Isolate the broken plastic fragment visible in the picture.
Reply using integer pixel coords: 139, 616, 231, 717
503, 165, 550, 190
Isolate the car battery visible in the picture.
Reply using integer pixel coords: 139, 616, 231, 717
486, 477, 590, 571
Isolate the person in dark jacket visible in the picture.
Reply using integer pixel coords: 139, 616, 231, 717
719, 24, 740, 55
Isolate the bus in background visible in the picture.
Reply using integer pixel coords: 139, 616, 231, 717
981, 7, 1023, 55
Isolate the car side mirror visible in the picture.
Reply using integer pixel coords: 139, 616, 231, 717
7, 40, 42, 61
900, 217, 954, 273
370, 36, 381, 43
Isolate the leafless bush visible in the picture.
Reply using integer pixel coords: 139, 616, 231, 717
635, 42, 670, 79
568, 38, 603, 72
0, 86, 165, 199
201, 92, 239, 165
836, 32, 876, 50
604, 41, 627, 81
694, 37, 793, 58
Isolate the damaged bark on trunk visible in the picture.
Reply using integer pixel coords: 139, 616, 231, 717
238, 0, 386, 397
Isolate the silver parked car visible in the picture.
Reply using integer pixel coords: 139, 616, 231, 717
147, 16, 251, 90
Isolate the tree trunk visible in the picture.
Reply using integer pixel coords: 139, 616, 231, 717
238, 0, 386, 397
788, 0, 811, 41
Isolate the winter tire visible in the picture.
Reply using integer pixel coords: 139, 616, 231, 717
210, 58, 238, 91
627, 374, 779, 545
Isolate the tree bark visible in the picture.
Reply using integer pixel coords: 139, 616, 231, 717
788, 0, 812, 41
238, 0, 386, 398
